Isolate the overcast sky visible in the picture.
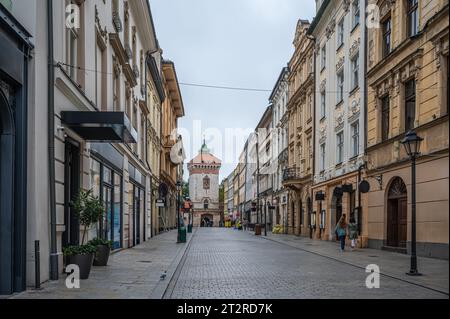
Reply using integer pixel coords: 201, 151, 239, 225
151, 0, 315, 181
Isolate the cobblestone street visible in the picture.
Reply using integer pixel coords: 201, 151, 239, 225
164, 228, 449, 299
10, 227, 449, 299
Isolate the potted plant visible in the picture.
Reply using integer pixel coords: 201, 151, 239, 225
89, 238, 112, 266
63, 189, 104, 279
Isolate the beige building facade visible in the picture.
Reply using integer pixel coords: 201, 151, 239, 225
308, 0, 369, 246
283, 20, 315, 237
366, 0, 449, 258
158, 60, 185, 233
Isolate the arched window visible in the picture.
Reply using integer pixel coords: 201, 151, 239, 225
204, 199, 209, 209
203, 175, 210, 190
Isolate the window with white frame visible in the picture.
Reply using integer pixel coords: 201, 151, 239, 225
337, 18, 344, 48
351, 121, 359, 157
320, 91, 326, 118
407, 0, 419, 37
337, 70, 344, 103
321, 45, 326, 70
66, 3, 79, 82
352, 0, 360, 29
351, 53, 359, 90
320, 143, 326, 171
336, 131, 344, 164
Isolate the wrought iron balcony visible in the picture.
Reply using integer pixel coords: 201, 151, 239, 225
282, 167, 302, 182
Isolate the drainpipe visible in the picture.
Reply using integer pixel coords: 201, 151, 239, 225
47, 0, 58, 281
307, 34, 316, 238
360, 0, 369, 239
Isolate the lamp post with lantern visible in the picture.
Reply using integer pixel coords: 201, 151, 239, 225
401, 130, 423, 276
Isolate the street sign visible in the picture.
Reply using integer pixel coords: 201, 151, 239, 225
156, 199, 165, 207
359, 180, 370, 193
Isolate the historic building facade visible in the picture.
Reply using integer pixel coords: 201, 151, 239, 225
283, 20, 315, 237
188, 142, 222, 226
257, 105, 275, 230
238, 142, 248, 223
159, 60, 185, 233
270, 67, 290, 230
308, 0, 368, 245
0, 0, 186, 294
365, 0, 449, 258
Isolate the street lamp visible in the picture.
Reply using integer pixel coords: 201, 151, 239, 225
401, 130, 423, 276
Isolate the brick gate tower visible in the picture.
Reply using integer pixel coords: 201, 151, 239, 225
188, 141, 222, 227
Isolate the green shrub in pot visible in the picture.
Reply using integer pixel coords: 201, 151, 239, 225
88, 238, 113, 266
63, 190, 105, 279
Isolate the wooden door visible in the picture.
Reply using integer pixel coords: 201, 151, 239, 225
387, 199, 399, 247
398, 198, 407, 248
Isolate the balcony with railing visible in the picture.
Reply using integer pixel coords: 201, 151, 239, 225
282, 167, 302, 182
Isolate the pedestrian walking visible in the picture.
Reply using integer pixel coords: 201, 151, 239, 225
243, 219, 248, 231
334, 214, 347, 252
348, 217, 358, 251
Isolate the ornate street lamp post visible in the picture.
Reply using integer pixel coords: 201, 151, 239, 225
401, 130, 423, 276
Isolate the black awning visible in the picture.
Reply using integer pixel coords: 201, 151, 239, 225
61, 111, 137, 143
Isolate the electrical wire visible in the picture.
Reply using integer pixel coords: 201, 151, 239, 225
57, 61, 445, 94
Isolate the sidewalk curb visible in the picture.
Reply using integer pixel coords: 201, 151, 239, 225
149, 228, 197, 299
259, 234, 449, 296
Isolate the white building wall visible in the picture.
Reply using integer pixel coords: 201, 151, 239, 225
313, 0, 366, 183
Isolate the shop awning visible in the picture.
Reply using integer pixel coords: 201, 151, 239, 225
61, 111, 137, 143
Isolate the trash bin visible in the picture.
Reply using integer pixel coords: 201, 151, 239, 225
255, 224, 261, 236
187, 224, 193, 233
178, 226, 187, 243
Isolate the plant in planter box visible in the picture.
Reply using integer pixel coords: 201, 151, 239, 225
64, 189, 105, 279
88, 238, 113, 266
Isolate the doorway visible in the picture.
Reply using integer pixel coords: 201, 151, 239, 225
63, 140, 80, 247
331, 189, 343, 241
387, 177, 407, 248
130, 184, 144, 247
201, 214, 213, 227
0, 89, 16, 294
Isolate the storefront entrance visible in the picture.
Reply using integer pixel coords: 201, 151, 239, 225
130, 184, 144, 247
90, 157, 123, 250
386, 177, 408, 248
331, 188, 343, 241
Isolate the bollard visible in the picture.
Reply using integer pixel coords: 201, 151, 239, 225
35, 240, 41, 290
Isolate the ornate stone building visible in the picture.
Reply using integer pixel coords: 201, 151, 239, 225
188, 142, 222, 226
366, 0, 449, 258
159, 60, 185, 233
270, 67, 290, 231
283, 19, 315, 237
308, 0, 368, 245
